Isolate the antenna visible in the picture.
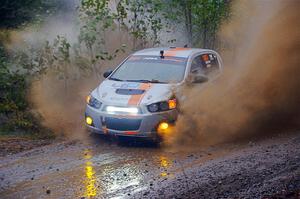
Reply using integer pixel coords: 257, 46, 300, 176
160, 50, 164, 58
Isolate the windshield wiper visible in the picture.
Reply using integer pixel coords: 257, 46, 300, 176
109, 77, 124, 81
126, 79, 167, 84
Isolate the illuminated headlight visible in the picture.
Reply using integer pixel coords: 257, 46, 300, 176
147, 99, 177, 113
158, 122, 169, 130
86, 116, 93, 125
106, 106, 139, 114
86, 95, 102, 109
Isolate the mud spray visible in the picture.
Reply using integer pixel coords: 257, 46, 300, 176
165, 0, 300, 147
26, 1, 133, 140
13, 0, 300, 144
28, 41, 131, 141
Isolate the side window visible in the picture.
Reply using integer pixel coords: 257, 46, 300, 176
190, 53, 220, 76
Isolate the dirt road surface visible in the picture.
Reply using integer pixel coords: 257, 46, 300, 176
1, 132, 300, 199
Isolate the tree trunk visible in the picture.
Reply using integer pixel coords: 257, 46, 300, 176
184, 2, 193, 46
203, 21, 207, 48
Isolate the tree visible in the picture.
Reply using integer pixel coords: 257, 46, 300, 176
192, 0, 230, 48
119, 0, 164, 48
0, 0, 60, 28
163, 0, 230, 48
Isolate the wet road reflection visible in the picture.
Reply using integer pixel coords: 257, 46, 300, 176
102, 163, 145, 195
83, 149, 98, 198
81, 147, 149, 198
159, 156, 172, 177
84, 161, 97, 197
79, 143, 179, 198
1, 137, 231, 199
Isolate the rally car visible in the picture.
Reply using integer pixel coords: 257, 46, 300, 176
85, 47, 222, 141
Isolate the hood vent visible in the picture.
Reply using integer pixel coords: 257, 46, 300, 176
116, 89, 145, 95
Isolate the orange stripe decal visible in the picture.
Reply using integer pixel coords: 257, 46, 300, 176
128, 83, 152, 106
164, 47, 191, 57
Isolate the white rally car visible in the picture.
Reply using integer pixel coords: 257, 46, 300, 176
85, 47, 222, 141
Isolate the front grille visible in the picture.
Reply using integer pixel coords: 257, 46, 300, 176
104, 117, 141, 131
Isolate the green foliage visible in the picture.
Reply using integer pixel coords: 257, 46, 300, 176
79, 0, 110, 52
192, 0, 230, 48
114, 0, 166, 48
50, 36, 72, 88
0, 45, 48, 136
79, 0, 114, 66
164, 0, 230, 48
78, 0, 230, 49
79, 0, 165, 50
77, 0, 128, 77
0, 0, 61, 29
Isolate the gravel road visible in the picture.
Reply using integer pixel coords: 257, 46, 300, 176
0, 132, 299, 199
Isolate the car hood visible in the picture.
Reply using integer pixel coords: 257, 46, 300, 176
92, 79, 175, 106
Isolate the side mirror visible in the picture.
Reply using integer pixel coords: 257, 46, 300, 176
103, 70, 113, 78
191, 74, 209, 83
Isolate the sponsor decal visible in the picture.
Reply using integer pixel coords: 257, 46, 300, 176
112, 82, 140, 89
109, 97, 129, 102
143, 57, 159, 60
128, 55, 187, 64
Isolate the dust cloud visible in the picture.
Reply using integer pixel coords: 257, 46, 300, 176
166, 0, 300, 147
29, 36, 131, 140
26, 2, 133, 140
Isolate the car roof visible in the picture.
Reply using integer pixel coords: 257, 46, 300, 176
132, 47, 215, 58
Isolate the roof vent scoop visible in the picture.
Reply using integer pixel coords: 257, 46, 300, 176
160, 50, 164, 59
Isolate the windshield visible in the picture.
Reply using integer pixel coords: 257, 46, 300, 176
110, 55, 187, 83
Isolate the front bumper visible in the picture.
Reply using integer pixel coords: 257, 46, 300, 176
85, 105, 177, 139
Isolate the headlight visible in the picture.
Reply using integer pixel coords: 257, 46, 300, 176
147, 99, 177, 113
148, 103, 159, 112
86, 95, 102, 109
106, 106, 139, 114
86, 116, 93, 125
